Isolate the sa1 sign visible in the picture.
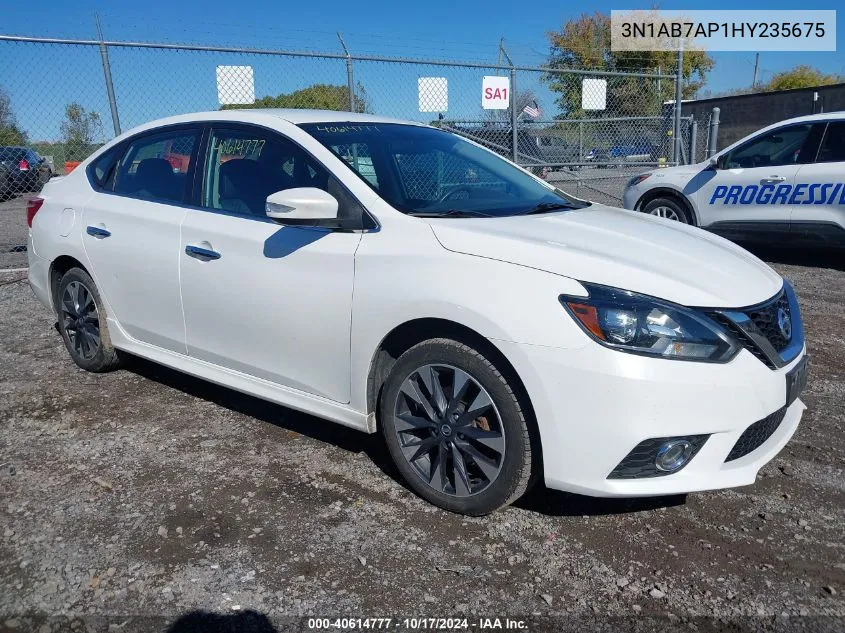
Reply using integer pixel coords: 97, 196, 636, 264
482, 76, 510, 110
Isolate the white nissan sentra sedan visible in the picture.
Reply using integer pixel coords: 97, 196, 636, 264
26, 110, 808, 515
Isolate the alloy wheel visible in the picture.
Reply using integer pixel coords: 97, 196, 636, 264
649, 205, 681, 221
61, 280, 101, 360
392, 364, 505, 497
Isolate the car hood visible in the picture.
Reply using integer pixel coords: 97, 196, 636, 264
427, 205, 782, 308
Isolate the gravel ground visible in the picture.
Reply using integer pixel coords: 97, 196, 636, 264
1, 235, 844, 631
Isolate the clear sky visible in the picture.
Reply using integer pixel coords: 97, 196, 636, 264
2, 0, 843, 142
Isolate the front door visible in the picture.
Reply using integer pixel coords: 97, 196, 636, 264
694, 122, 817, 229
179, 124, 362, 403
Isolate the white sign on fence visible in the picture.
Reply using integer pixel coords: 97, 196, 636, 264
216, 65, 255, 106
481, 76, 510, 109
581, 78, 607, 111
418, 77, 448, 112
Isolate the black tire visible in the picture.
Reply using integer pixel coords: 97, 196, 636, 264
56, 267, 122, 372
380, 338, 534, 515
642, 196, 692, 224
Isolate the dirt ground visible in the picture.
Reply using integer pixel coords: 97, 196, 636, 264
1, 239, 844, 632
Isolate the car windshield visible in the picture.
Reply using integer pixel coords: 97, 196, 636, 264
299, 123, 587, 217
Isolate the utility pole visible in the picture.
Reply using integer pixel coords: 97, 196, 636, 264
752, 53, 760, 89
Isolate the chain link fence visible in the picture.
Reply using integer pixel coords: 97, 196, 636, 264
0, 35, 701, 212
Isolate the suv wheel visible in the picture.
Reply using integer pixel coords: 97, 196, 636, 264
56, 267, 122, 372
380, 338, 534, 515
642, 196, 692, 224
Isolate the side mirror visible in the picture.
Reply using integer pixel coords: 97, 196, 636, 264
265, 187, 339, 224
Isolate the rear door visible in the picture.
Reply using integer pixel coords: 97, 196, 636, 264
792, 120, 845, 244
82, 125, 201, 353
695, 123, 820, 230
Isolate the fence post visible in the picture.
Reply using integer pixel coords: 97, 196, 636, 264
95, 15, 121, 136
706, 107, 720, 158
337, 32, 355, 113
510, 67, 518, 163
690, 119, 698, 164
672, 42, 683, 166
578, 120, 583, 162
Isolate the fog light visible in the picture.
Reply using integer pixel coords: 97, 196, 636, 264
655, 440, 693, 472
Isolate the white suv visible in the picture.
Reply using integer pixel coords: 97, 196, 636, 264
624, 112, 845, 247
27, 109, 808, 515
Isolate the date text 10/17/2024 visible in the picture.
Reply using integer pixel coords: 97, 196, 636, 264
307, 617, 529, 630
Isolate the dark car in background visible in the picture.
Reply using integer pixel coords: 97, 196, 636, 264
0, 146, 53, 199
443, 125, 551, 176
535, 136, 597, 169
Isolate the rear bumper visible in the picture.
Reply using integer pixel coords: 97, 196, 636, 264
493, 337, 806, 498
27, 234, 52, 311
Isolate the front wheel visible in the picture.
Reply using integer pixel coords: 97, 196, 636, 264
380, 339, 534, 515
56, 267, 122, 372
642, 196, 692, 224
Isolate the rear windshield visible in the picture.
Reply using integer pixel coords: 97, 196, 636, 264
0, 147, 27, 161
299, 123, 586, 218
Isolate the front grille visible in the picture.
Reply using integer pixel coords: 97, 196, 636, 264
707, 289, 794, 370
608, 435, 709, 479
725, 407, 787, 462
747, 291, 791, 352
709, 313, 776, 369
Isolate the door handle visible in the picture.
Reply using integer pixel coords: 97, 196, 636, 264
185, 244, 221, 261
760, 176, 786, 184
86, 225, 111, 239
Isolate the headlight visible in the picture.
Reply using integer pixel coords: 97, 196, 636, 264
627, 173, 651, 187
561, 283, 739, 362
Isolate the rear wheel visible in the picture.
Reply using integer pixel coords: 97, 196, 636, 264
642, 196, 692, 224
56, 268, 122, 372
380, 338, 533, 515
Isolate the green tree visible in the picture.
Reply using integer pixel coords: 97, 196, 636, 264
0, 87, 28, 146
544, 12, 714, 117
759, 65, 842, 92
223, 83, 370, 113
60, 103, 102, 162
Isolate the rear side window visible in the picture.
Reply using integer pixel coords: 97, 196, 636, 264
816, 122, 845, 163
111, 129, 199, 204
89, 146, 122, 189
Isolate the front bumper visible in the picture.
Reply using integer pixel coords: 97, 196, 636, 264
493, 337, 806, 497
622, 184, 642, 210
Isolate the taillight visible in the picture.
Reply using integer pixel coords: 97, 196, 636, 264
26, 197, 44, 227
19, 159, 30, 171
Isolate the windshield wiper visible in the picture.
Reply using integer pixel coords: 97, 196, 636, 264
522, 202, 578, 215
407, 209, 494, 218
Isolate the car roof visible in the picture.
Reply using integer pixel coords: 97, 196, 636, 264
763, 111, 845, 125
120, 109, 425, 136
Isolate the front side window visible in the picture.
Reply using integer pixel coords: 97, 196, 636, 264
202, 127, 331, 218
299, 123, 585, 217
112, 129, 198, 203
723, 125, 812, 169
816, 122, 845, 163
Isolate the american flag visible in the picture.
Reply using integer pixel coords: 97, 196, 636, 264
522, 101, 541, 119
